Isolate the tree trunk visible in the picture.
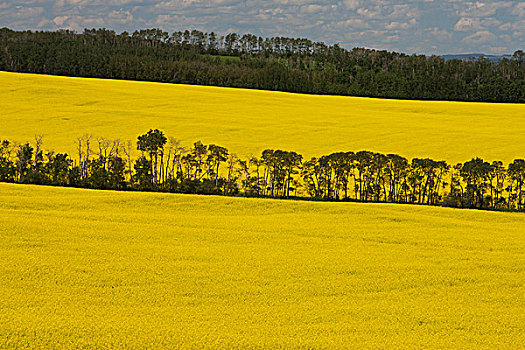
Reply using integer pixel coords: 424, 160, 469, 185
508, 180, 514, 209
215, 161, 220, 190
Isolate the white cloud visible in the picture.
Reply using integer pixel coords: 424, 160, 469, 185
300, 4, 329, 13
427, 27, 453, 39
323, 18, 370, 30
37, 18, 51, 26
454, 17, 481, 31
53, 15, 69, 26
389, 4, 419, 19
459, 2, 513, 18
356, 7, 381, 19
386, 22, 409, 30
455, 16, 504, 31
462, 30, 497, 44
108, 9, 134, 24
341, 0, 359, 10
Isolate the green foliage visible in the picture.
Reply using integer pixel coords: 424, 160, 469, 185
133, 156, 153, 190
137, 129, 167, 184
1, 28, 524, 102
45, 153, 72, 185
0, 140, 15, 182
2, 129, 525, 211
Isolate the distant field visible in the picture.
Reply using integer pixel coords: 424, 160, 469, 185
2, 71, 525, 163
0, 183, 523, 348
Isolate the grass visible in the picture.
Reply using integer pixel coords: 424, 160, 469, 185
0, 182, 524, 348
2, 71, 525, 163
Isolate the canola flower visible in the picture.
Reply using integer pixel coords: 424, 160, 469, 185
2, 71, 525, 164
1, 71, 525, 348
0, 183, 524, 348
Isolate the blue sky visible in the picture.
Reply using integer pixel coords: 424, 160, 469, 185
1, 0, 523, 55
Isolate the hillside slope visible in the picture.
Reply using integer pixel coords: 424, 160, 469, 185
0, 183, 524, 348
2, 71, 525, 163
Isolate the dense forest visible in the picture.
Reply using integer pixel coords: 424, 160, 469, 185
1, 28, 524, 102
1, 130, 524, 211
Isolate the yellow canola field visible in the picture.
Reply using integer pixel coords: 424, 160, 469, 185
2, 71, 525, 164
0, 183, 524, 348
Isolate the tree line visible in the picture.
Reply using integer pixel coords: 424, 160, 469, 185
1, 130, 524, 211
1, 28, 524, 102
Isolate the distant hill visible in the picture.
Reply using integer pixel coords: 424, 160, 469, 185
441, 54, 513, 62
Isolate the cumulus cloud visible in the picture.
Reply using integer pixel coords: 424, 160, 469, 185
427, 27, 453, 40
454, 17, 482, 31
458, 2, 512, 18
0, 0, 523, 54
341, 0, 359, 10
325, 19, 370, 30
107, 9, 134, 25
389, 4, 419, 19
386, 22, 409, 30
53, 15, 68, 26
462, 30, 497, 44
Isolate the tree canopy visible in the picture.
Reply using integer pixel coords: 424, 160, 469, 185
1, 27, 524, 102
1, 131, 525, 212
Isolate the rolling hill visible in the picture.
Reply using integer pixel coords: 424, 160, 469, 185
2, 71, 525, 164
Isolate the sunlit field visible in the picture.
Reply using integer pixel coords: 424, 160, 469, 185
2, 71, 525, 163
2, 71, 525, 348
0, 183, 523, 348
